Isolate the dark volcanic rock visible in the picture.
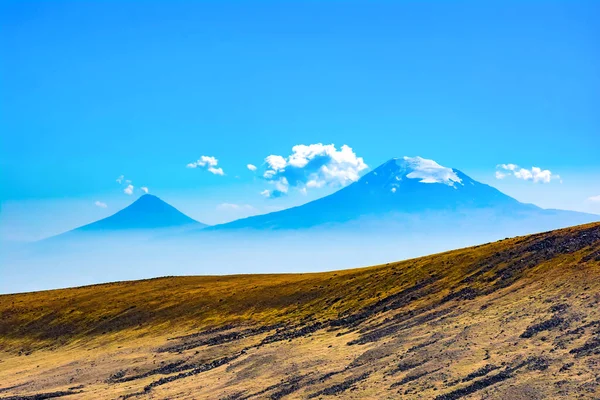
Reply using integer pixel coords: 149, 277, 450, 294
520, 316, 564, 338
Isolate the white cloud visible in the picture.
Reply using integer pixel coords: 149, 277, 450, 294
496, 164, 559, 183
260, 188, 286, 198
402, 156, 461, 186
260, 143, 368, 198
498, 164, 518, 171
116, 175, 149, 195
513, 168, 533, 181
187, 155, 225, 175
588, 195, 600, 203
274, 177, 289, 194
265, 155, 287, 170
208, 167, 224, 176
247, 164, 257, 172
94, 201, 107, 208
187, 155, 218, 168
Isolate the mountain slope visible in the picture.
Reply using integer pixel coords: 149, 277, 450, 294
1, 222, 600, 399
210, 157, 597, 230
76, 194, 205, 232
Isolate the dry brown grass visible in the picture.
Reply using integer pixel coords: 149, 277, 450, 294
1, 222, 600, 399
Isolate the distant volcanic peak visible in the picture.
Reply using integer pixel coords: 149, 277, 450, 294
370, 156, 463, 188
76, 193, 203, 232
133, 193, 163, 205
125, 194, 191, 217
126, 194, 177, 213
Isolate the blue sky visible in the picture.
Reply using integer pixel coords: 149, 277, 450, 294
1, 0, 599, 241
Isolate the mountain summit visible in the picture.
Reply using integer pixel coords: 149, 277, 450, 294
77, 194, 204, 232
350, 156, 526, 211
210, 156, 596, 230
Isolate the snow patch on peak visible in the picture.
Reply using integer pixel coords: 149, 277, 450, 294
400, 156, 462, 186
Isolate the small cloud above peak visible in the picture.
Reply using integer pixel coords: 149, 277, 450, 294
140, 186, 149, 194
399, 156, 462, 186
496, 164, 560, 184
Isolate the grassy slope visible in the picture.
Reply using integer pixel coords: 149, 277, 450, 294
1, 222, 600, 399
0, 237, 497, 349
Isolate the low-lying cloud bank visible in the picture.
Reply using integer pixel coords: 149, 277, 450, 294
2, 209, 596, 294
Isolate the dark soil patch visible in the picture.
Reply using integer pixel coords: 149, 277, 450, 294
142, 354, 241, 392
160, 324, 280, 353
307, 372, 371, 398
236, 375, 310, 400
330, 278, 437, 329
108, 360, 187, 383
348, 307, 453, 345
520, 316, 564, 338
304, 369, 345, 385
259, 322, 324, 345
441, 287, 479, 303
407, 339, 438, 353
461, 364, 500, 382
434, 370, 513, 400
525, 356, 550, 371
0, 391, 81, 400
390, 368, 441, 388
269, 376, 305, 400
389, 358, 429, 375
569, 336, 600, 357
434, 355, 552, 400
168, 324, 236, 341
0, 385, 29, 395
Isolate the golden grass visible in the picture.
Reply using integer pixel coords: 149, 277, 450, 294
1, 222, 598, 351
0, 222, 599, 399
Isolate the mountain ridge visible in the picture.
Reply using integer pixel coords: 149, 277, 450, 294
43, 158, 598, 237
208, 156, 596, 230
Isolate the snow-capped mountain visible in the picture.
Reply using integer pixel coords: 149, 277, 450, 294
209, 157, 597, 230
335, 156, 527, 212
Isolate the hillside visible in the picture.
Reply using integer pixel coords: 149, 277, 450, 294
1, 222, 600, 399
